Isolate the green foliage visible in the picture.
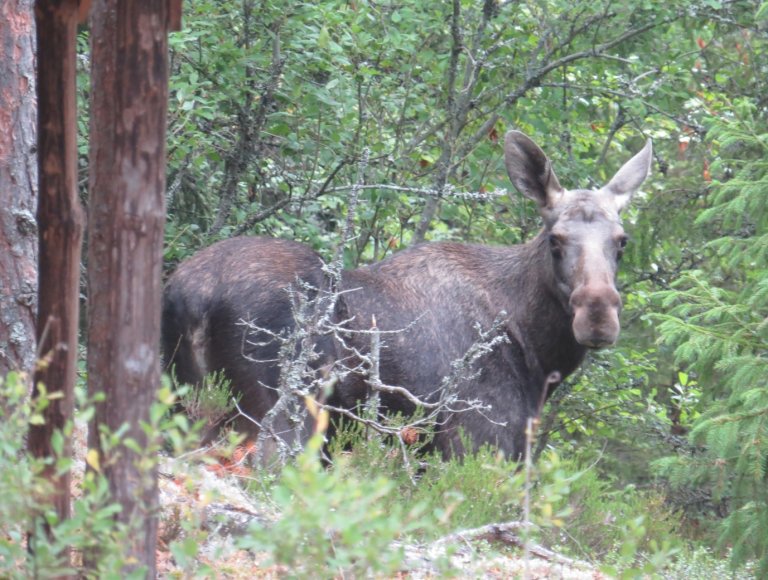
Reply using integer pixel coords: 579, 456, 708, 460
325, 426, 521, 534
164, 0, 719, 266
410, 442, 525, 533
0, 371, 711, 576
240, 434, 432, 577
259, 424, 684, 576
540, 463, 680, 577
535, 346, 669, 488
653, 97, 768, 574
0, 372, 202, 578
60, 0, 768, 574
0, 372, 61, 576
0, 373, 127, 577
665, 546, 757, 580
177, 369, 238, 434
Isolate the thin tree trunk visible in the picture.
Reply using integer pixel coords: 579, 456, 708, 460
0, 0, 38, 378
412, 0, 462, 244
86, 1, 170, 574
29, 0, 84, 546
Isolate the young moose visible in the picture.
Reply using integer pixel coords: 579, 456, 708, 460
162, 130, 652, 459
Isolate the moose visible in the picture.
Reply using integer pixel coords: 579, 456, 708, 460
162, 130, 652, 459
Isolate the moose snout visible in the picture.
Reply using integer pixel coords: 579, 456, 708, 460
569, 284, 622, 348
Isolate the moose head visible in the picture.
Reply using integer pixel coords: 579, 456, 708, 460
504, 130, 653, 348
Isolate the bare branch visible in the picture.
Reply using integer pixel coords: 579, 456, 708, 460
234, 268, 509, 466
540, 81, 706, 134
454, 10, 683, 164
427, 520, 595, 570
209, 18, 285, 237
333, 148, 369, 269
324, 183, 508, 201
233, 197, 293, 236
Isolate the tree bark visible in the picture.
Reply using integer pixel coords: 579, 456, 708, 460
28, 0, 84, 543
86, 1, 170, 574
0, 0, 38, 378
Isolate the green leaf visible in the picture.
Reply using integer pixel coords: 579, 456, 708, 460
318, 26, 331, 50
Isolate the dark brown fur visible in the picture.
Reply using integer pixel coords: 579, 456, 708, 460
162, 237, 335, 437
162, 131, 653, 459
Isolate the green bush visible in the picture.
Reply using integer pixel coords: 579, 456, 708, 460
239, 434, 433, 577
0, 372, 203, 578
176, 369, 238, 435
0, 369, 733, 576
0, 372, 128, 578
241, 420, 688, 577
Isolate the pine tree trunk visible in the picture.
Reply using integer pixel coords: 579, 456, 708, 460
28, 0, 85, 542
0, 0, 38, 378
86, 1, 170, 574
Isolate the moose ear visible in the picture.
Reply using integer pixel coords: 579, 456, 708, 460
602, 139, 653, 212
504, 130, 563, 209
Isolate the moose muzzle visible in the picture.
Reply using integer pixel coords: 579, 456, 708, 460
569, 283, 622, 348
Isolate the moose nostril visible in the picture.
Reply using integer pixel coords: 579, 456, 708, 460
605, 287, 621, 309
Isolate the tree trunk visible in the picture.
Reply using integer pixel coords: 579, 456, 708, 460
28, 0, 84, 543
86, 1, 170, 574
0, 0, 38, 378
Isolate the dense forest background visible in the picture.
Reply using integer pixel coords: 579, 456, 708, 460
157, 0, 766, 574
3, 0, 768, 576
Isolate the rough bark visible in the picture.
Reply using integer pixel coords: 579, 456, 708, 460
86, 1, 170, 574
28, 0, 85, 540
0, 0, 38, 378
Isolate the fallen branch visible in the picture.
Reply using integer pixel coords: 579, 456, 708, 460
428, 520, 594, 571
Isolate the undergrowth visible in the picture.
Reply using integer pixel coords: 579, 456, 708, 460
1, 371, 755, 578
237, 419, 723, 578
0, 371, 202, 578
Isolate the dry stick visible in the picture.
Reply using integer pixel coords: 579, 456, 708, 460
428, 520, 594, 570
236, 302, 495, 452
364, 315, 380, 425
234, 148, 506, 463
246, 149, 371, 460
523, 416, 534, 579
332, 147, 369, 270
523, 371, 562, 579
322, 148, 369, 335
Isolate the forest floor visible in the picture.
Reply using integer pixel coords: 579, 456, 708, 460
69, 421, 606, 578
153, 456, 606, 579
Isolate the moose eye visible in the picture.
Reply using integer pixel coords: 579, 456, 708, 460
619, 235, 629, 248
617, 235, 629, 260
548, 233, 563, 259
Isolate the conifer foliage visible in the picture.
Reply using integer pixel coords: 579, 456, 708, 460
654, 98, 768, 574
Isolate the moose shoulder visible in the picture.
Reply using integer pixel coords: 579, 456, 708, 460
162, 130, 652, 460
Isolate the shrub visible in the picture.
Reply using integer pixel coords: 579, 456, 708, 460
239, 434, 433, 577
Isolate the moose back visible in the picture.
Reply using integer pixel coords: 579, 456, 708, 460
162, 131, 652, 459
